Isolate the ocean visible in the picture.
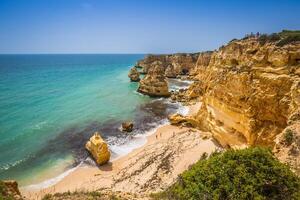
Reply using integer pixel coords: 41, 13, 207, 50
0, 54, 185, 188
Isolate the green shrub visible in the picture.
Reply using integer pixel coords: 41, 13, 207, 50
284, 129, 294, 145
276, 34, 300, 46
155, 147, 300, 200
258, 33, 281, 45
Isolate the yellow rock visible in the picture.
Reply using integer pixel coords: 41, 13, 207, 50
85, 132, 110, 165
168, 113, 187, 125
189, 37, 300, 148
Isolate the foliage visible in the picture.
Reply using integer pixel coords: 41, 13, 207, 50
228, 38, 238, 43
41, 190, 126, 200
154, 147, 300, 200
276, 34, 300, 46
0, 181, 13, 200
284, 129, 295, 145
241, 30, 300, 46
258, 33, 281, 45
257, 30, 300, 46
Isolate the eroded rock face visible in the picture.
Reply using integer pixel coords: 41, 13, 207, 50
273, 120, 300, 176
137, 65, 170, 97
85, 132, 110, 165
165, 64, 177, 78
0, 180, 23, 200
135, 53, 200, 76
128, 67, 140, 82
187, 38, 300, 149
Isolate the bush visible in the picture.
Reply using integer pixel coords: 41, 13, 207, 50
155, 147, 300, 200
276, 34, 300, 46
258, 33, 281, 45
284, 129, 294, 145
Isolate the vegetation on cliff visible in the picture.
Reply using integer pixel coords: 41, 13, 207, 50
153, 147, 300, 200
249, 30, 300, 46
0, 180, 22, 200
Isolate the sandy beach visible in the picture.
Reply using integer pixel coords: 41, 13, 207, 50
22, 104, 219, 200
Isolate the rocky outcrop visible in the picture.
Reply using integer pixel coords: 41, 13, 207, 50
189, 51, 213, 78
128, 67, 140, 82
135, 53, 200, 77
122, 121, 134, 132
274, 119, 300, 175
85, 132, 110, 165
186, 37, 300, 149
165, 64, 177, 78
0, 180, 23, 200
137, 64, 170, 97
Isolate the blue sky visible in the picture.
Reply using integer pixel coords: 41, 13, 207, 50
0, 0, 299, 54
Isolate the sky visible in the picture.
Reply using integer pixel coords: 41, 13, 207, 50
0, 0, 299, 54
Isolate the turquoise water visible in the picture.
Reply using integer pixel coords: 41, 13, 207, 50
0, 54, 161, 185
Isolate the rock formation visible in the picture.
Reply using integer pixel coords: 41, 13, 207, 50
128, 67, 140, 82
122, 121, 134, 132
164, 64, 177, 78
0, 180, 23, 200
137, 64, 170, 97
85, 132, 110, 165
273, 108, 300, 175
184, 37, 300, 150
135, 53, 200, 76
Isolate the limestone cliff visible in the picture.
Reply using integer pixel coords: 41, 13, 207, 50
137, 64, 170, 97
135, 53, 200, 77
187, 36, 300, 150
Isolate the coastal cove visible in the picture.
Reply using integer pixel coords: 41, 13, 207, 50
0, 54, 191, 187
1, 31, 300, 200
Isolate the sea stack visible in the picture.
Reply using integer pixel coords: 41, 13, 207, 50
122, 121, 134, 132
85, 132, 110, 165
128, 67, 140, 82
137, 64, 170, 97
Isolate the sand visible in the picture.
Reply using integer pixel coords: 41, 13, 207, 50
22, 104, 219, 200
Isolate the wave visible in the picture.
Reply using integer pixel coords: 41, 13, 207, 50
0, 155, 32, 171
18, 95, 183, 190
22, 164, 80, 191
22, 119, 169, 190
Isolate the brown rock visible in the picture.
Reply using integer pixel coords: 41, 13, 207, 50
0, 180, 23, 200
128, 67, 140, 82
273, 120, 300, 175
85, 132, 110, 165
187, 37, 300, 149
165, 64, 177, 78
135, 53, 200, 76
137, 64, 170, 97
122, 121, 134, 132
168, 113, 187, 125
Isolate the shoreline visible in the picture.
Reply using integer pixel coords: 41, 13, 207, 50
22, 102, 219, 200
18, 78, 189, 191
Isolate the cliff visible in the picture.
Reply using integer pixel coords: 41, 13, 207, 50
135, 53, 200, 77
137, 64, 170, 97
188, 35, 300, 149
134, 31, 300, 172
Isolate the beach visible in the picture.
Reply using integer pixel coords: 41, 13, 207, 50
22, 104, 219, 200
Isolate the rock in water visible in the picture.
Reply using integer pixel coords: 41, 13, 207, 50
128, 67, 140, 82
122, 121, 134, 132
85, 132, 110, 165
137, 64, 170, 97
